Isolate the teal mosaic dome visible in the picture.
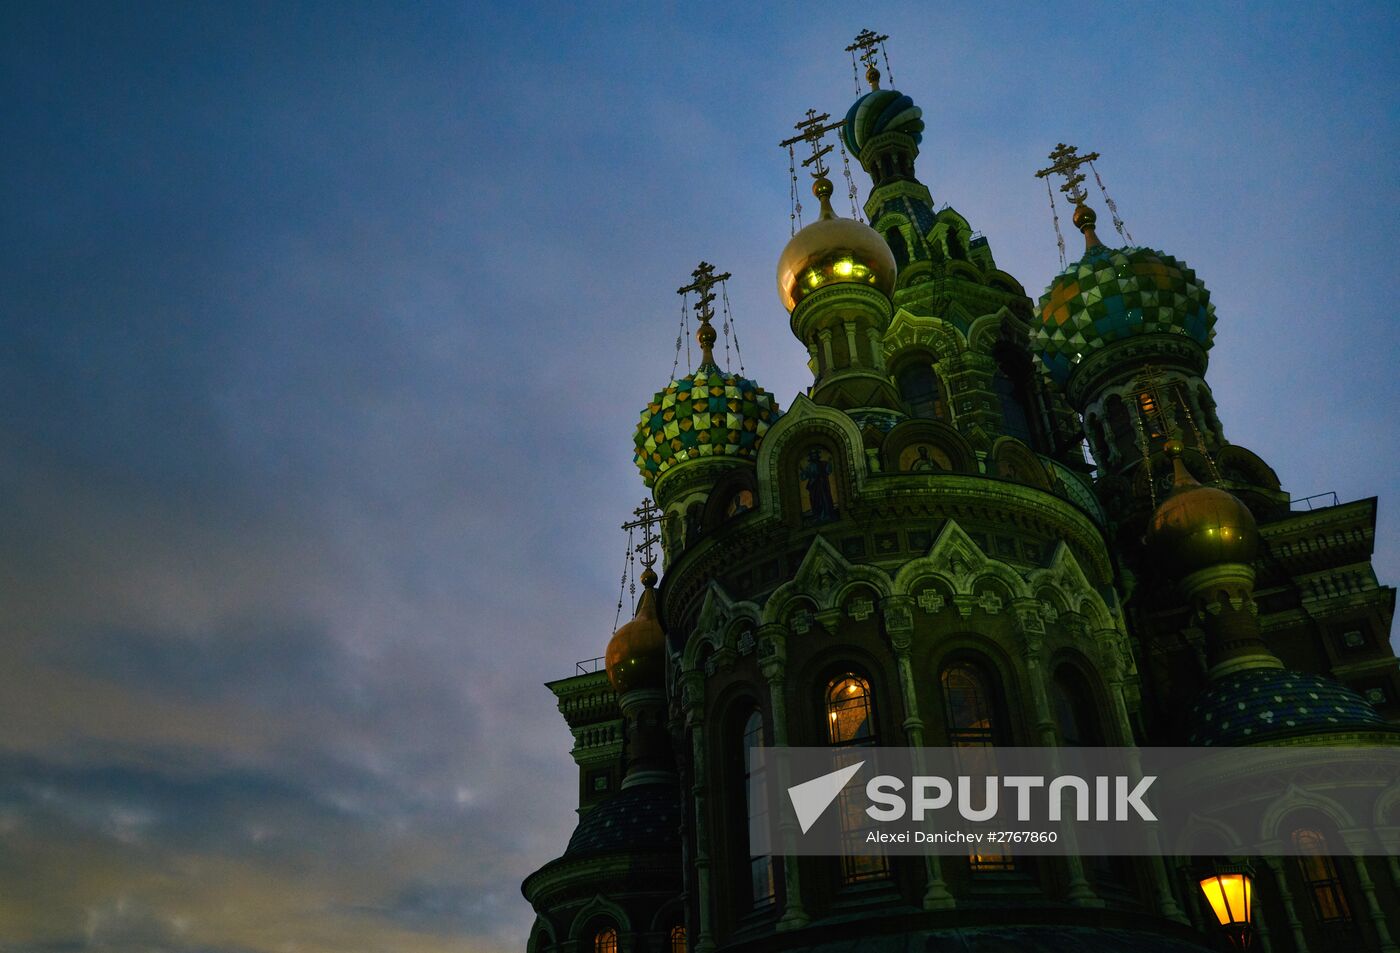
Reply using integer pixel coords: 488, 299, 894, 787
1033, 244, 1217, 386
634, 364, 781, 488
842, 88, 924, 159
1186, 668, 1394, 746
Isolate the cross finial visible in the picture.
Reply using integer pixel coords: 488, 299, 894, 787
622, 499, 664, 584
677, 261, 732, 367
1036, 142, 1107, 253
846, 28, 889, 90
779, 109, 843, 181
1034, 142, 1101, 207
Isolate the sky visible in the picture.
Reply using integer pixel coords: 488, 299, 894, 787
1, 2, 1397, 951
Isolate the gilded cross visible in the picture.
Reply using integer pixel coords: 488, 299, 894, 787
1035, 142, 1102, 207
622, 499, 664, 572
779, 108, 844, 180
845, 28, 889, 89
676, 260, 731, 329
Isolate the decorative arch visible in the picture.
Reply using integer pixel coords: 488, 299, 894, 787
1259, 785, 1357, 843
700, 466, 760, 531
881, 419, 977, 474
765, 535, 892, 622
753, 396, 865, 523
1217, 444, 1282, 491
568, 894, 631, 944
988, 436, 1052, 490
527, 916, 557, 953
1174, 812, 1247, 856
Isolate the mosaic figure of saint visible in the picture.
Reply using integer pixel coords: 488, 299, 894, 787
800, 447, 837, 521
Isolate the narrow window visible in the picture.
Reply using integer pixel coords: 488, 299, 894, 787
743, 709, 776, 908
594, 927, 618, 953
1292, 828, 1353, 924
897, 362, 944, 420
941, 662, 1013, 871
669, 924, 687, 953
825, 674, 889, 883
1052, 666, 1103, 747
993, 350, 1034, 445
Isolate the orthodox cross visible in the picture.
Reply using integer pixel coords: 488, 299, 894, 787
1035, 142, 1101, 208
779, 108, 843, 180
621, 499, 664, 574
845, 28, 890, 89
677, 260, 731, 329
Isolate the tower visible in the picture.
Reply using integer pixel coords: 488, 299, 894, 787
523, 30, 1400, 953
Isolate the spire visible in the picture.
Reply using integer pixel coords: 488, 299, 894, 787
676, 261, 731, 369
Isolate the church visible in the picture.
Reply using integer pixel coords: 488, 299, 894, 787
521, 31, 1400, 953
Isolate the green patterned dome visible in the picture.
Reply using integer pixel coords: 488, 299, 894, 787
1033, 244, 1216, 386
842, 88, 924, 159
633, 364, 781, 488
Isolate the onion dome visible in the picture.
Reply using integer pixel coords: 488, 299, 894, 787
1148, 441, 1258, 577
1186, 668, 1395, 746
605, 568, 666, 694
777, 177, 897, 312
1033, 205, 1216, 386
633, 362, 780, 489
841, 81, 924, 160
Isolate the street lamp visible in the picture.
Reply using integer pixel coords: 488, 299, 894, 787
1198, 862, 1254, 952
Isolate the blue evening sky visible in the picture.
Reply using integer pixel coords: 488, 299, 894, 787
1, 2, 1396, 950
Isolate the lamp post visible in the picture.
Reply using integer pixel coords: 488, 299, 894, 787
1198, 862, 1255, 952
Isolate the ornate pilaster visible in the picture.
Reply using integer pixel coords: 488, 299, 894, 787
882, 596, 954, 910
757, 624, 809, 930
1262, 856, 1310, 953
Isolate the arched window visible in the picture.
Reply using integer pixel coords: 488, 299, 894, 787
897, 361, 944, 420
1291, 828, 1353, 925
743, 709, 776, 908
1052, 665, 1103, 747
668, 924, 687, 953
941, 661, 1012, 871
594, 926, 618, 953
885, 226, 909, 268
1106, 395, 1134, 458
945, 227, 967, 261
826, 674, 876, 745
992, 349, 1034, 445
824, 673, 888, 883
941, 663, 997, 747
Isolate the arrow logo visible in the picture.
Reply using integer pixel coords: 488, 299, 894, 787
787, 761, 865, 834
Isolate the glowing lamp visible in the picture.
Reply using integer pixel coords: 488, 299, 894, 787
1198, 863, 1254, 951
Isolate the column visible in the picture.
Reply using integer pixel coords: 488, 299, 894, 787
758, 624, 809, 930
883, 596, 954, 910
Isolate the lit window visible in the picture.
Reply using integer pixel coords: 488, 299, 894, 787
942, 662, 1013, 871
594, 926, 618, 953
743, 709, 776, 908
1291, 828, 1353, 924
825, 673, 889, 883
669, 924, 687, 953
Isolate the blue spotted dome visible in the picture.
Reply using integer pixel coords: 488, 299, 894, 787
1034, 243, 1216, 386
564, 782, 681, 858
842, 88, 924, 159
1187, 668, 1394, 746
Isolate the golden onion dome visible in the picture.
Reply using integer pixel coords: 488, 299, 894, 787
605, 568, 666, 693
777, 177, 896, 313
1148, 440, 1258, 577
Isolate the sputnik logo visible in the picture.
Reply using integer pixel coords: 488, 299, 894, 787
786, 761, 864, 834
